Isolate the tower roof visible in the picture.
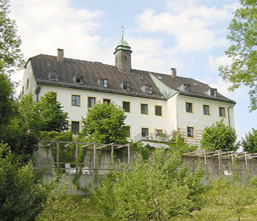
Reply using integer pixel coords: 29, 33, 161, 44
114, 29, 132, 54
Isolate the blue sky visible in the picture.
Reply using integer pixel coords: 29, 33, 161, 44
9, 0, 257, 139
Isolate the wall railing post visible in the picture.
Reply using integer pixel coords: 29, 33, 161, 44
111, 143, 114, 166
56, 141, 60, 172
128, 144, 130, 165
75, 141, 79, 169
93, 142, 96, 169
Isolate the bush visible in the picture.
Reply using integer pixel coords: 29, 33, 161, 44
0, 143, 48, 220
93, 148, 205, 220
242, 128, 257, 153
201, 120, 237, 151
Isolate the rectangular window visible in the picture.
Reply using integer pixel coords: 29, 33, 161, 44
183, 84, 191, 92
141, 103, 148, 115
123, 82, 130, 90
155, 129, 163, 139
219, 107, 226, 117
126, 126, 131, 138
100, 79, 108, 87
88, 97, 96, 108
26, 79, 29, 90
71, 121, 80, 133
203, 105, 210, 115
186, 102, 193, 113
103, 99, 111, 105
123, 101, 130, 112
155, 105, 162, 116
141, 128, 149, 137
210, 88, 217, 96
75, 76, 83, 84
49, 71, 58, 80
187, 127, 194, 137
72, 95, 80, 106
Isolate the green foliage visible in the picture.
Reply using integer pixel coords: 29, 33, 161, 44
82, 102, 128, 144
0, 143, 48, 221
201, 120, 238, 151
170, 130, 198, 154
0, 0, 24, 74
0, 93, 69, 158
37, 92, 68, 132
40, 131, 88, 191
36, 178, 88, 221
0, 74, 15, 127
40, 131, 72, 142
242, 128, 257, 153
219, 0, 257, 111
130, 142, 153, 161
93, 148, 205, 220
19, 92, 68, 133
207, 177, 256, 221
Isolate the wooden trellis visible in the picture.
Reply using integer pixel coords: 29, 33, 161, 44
38, 140, 130, 172
183, 149, 257, 166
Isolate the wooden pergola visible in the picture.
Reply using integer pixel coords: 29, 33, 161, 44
38, 140, 131, 172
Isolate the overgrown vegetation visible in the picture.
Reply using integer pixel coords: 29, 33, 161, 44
93, 148, 205, 220
0, 144, 48, 221
242, 128, 257, 153
82, 102, 128, 144
2, 0, 257, 220
0, 92, 69, 161
201, 120, 238, 151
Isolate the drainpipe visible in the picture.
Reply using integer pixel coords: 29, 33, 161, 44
227, 105, 234, 127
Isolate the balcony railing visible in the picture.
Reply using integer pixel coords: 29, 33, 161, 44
134, 133, 170, 143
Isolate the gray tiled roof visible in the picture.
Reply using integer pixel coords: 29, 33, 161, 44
28, 54, 235, 104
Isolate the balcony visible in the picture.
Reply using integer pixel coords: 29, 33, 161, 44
134, 133, 171, 143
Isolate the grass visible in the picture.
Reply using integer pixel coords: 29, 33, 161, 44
54, 195, 257, 221
69, 195, 107, 221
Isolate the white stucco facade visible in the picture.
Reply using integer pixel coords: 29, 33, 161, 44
21, 48, 236, 147
30, 84, 169, 141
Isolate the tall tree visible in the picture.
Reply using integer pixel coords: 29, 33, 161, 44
82, 102, 128, 144
0, 92, 68, 157
242, 128, 257, 153
37, 92, 68, 132
0, 0, 24, 74
0, 74, 15, 127
219, 0, 257, 111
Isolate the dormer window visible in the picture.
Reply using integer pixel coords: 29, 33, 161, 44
49, 71, 58, 80
121, 81, 130, 90
183, 84, 191, 92
73, 76, 83, 84
145, 85, 152, 94
76, 76, 83, 84
99, 79, 108, 87
210, 88, 217, 96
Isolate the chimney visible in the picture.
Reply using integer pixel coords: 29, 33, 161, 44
57, 48, 64, 62
171, 68, 176, 78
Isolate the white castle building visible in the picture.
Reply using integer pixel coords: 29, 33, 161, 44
21, 35, 236, 146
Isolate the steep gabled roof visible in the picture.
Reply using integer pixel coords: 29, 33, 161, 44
27, 54, 235, 104
150, 72, 235, 103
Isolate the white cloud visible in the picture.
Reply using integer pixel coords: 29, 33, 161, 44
122, 36, 182, 74
10, 0, 106, 60
208, 55, 232, 72
136, 1, 236, 52
9, 0, 114, 89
